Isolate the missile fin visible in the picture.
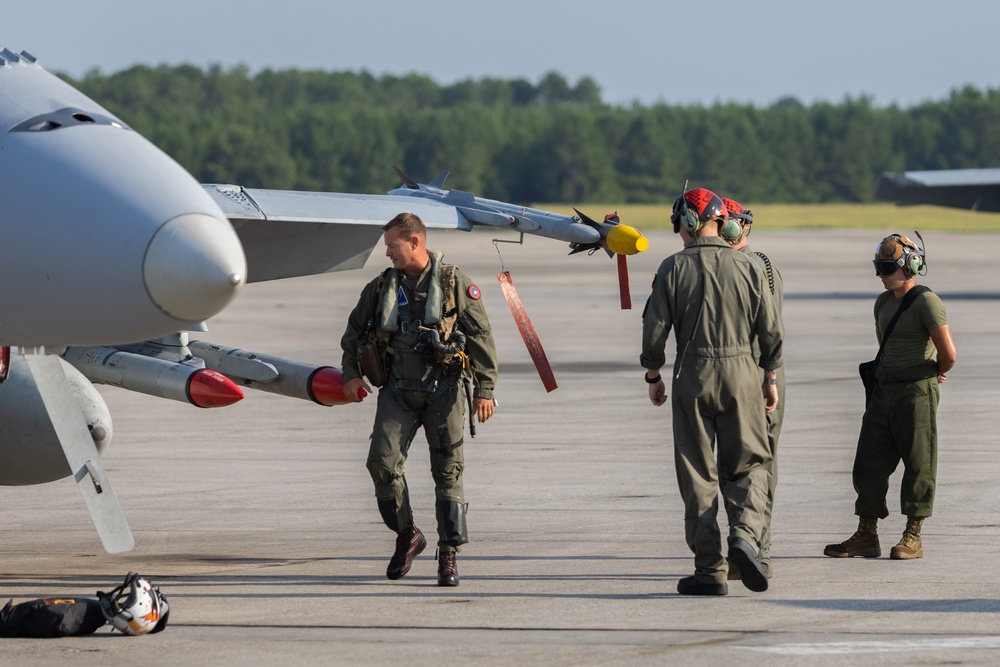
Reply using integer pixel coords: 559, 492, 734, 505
187, 340, 279, 382
428, 170, 450, 189
573, 208, 601, 227
392, 165, 420, 189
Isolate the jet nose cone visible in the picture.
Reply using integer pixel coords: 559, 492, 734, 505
143, 213, 247, 322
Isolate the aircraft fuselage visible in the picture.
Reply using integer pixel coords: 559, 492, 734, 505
0, 51, 246, 348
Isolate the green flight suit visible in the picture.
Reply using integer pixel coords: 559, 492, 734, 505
341, 252, 497, 552
853, 286, 946, 519
641, 237, 783, 585
742, 245, 786, 570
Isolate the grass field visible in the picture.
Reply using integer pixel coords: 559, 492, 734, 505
538, 203, 1000, 232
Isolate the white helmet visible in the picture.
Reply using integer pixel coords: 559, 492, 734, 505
98, 573, 169, 635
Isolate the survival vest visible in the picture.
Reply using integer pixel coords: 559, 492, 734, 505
358, 252, 466, 386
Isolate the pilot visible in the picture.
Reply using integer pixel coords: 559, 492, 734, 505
720, 198, 785, 582
640, 187, 782, 596
340, 212, 498, 587
824, 233, 956, 560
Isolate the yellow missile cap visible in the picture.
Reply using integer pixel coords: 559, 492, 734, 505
606, 224, 649, 255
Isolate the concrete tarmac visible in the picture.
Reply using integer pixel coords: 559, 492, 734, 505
1, 229, 998, 666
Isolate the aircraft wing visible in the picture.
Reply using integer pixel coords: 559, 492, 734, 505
205, 170, 648, 283
204, 185, 472, 282
875, 168, 1000, 212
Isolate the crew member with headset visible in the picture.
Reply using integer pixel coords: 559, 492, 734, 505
340, 212, 498, 587
719, 198, 785, 582
825, 233, 956, 560
641, 187, 783, 596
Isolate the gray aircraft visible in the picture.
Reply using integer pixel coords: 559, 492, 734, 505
0, 46, 646, 554
875, 167, 1000, 212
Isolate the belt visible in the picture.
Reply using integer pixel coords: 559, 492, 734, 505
875, 360, 938, 384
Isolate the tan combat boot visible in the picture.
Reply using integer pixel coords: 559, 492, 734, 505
823, 517, 881, 557
890, 517, 924, 560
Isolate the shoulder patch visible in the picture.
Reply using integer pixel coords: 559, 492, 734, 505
467, 285, 481, 300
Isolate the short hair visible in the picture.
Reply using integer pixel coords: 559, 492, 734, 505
383, 212, 426, 239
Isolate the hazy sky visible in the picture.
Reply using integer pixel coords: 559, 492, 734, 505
5, 0, 999, 108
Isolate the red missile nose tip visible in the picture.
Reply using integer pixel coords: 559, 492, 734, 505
309, 367, 348, 406
187, 369, 245, 408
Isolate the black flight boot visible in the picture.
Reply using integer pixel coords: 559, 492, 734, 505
676, 576, 727, 596
435, 499, 469, 548
727, 536, 768, 592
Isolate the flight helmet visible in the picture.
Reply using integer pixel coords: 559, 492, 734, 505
98, 572, 170, 635
720, 197, 753, 242
671, 187, 728, 234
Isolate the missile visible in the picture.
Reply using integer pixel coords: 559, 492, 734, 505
61, 346, 244, 408
387, 167, 648, 257
389, 166, 603, 246
388, 168, 647, 310
187, 341, 355, 406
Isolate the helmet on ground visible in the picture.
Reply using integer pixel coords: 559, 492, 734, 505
720, 197, 753, 242
873, 233, 924, 277
671, 187, 728, 234
98, 572, 169, 635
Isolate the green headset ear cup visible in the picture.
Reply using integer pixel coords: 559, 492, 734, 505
682, 209, 699, 232
908, 252, 923, 275
720, 218, 742, 241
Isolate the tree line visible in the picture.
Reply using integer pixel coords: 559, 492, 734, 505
66, 66, 1000, 204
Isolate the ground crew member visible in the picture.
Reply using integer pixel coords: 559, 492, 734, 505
341, 212, 498, 586
641, 188, 782, 596
721, 198, 785, 581
824, 233, 956, 560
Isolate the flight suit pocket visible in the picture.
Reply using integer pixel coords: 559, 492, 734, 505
458, 309, 487, 336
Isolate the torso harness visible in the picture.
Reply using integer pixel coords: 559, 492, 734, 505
371, 252, 471, 394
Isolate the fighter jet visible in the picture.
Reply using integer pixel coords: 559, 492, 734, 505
0, 47, 646, 553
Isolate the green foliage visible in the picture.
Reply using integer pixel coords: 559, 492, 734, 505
65, 65, 1000, 205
